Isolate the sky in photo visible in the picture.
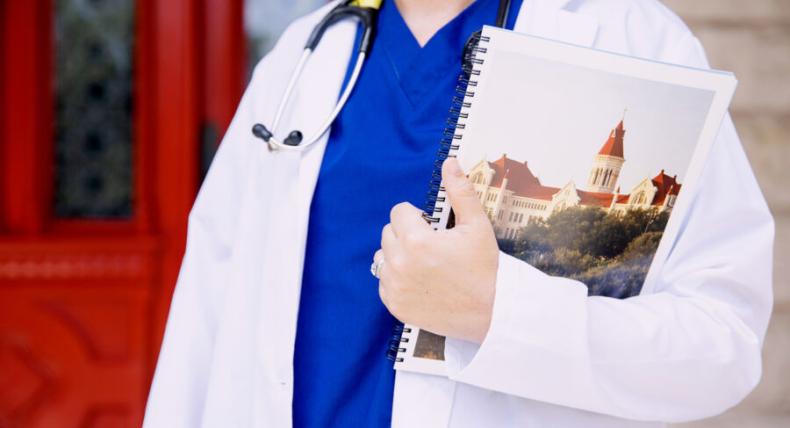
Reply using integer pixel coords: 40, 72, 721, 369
457, 50, 716, 192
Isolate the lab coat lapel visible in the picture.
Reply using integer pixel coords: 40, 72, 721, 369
286, 12, 358, 323
249, 13, 357, 427
276, 20, 358, 267
290, 20, 357, 236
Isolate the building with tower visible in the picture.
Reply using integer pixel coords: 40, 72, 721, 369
588, 119, 626, 193
467, 118, 682, 240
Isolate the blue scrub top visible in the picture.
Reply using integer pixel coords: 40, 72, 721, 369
293, 1, 523, 426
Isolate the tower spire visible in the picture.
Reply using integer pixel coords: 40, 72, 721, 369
588, 114, 627, 193
597, 118, 625, 158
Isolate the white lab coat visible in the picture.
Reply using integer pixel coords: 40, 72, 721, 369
143, 0, 775, 427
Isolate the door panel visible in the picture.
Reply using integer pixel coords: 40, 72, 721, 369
0, 240, 153, 427
0, 0, 244, 426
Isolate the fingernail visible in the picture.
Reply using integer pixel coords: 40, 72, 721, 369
446, 158, 464, 177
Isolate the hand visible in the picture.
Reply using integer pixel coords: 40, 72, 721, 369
376, 158, 500, 344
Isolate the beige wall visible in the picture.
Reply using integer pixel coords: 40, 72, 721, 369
661, 1, 790, 427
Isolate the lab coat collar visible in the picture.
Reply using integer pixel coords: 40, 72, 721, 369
513, 0, 599, 47
549, 0, 578, 8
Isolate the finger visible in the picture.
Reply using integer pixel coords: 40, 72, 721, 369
442, 158, 486, 226
378, 281, 390, 310
381, 224, 398, 254
389, 202, 431, 237
372, 249, 390, 282
373, 248, 384, 264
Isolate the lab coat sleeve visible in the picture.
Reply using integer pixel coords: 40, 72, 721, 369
443, 35, 775, 422
142, 46, 279, 427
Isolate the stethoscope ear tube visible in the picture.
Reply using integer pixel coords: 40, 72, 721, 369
253, 2, 378, 151
305, 4, 378, 54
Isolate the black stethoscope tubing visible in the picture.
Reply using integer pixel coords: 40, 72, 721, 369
252, 0, 512, 151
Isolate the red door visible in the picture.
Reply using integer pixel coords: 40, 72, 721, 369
0, 0, 244, 426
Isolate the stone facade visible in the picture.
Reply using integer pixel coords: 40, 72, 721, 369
662, 0, 790, 427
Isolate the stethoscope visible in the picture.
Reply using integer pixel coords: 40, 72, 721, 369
252, 0, 512, 152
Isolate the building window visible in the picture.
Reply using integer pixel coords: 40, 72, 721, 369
54, 0, 135, 218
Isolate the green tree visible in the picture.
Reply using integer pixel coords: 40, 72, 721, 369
501, 206, 670, 298
542, 207, 607, 254
620, 231, 663, 261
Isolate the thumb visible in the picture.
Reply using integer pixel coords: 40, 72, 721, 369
442, 158, 487, 225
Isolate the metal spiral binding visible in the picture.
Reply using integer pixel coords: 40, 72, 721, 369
386, 323, 412, 362
388, 32, 490, 365
423, 32, 490, 223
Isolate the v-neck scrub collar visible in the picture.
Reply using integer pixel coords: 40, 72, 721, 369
376, 0, 504, 106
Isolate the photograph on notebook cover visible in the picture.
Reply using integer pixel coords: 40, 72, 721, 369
412, 57, 717, 362
456, 53, 716, 300
412, 330, 445, 361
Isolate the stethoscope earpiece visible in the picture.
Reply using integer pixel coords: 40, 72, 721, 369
284, 130, 304, 146
252, 123, 273, 142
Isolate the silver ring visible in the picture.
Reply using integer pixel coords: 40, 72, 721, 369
370, 258, 385, 279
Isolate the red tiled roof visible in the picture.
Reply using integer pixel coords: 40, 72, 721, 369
612, 171, 683, 206
651, 170, 682, 205
577, 190, 615, 208
487, 155, 559, 200
598, 120, 625, 159
488, 155, 540, 188
529, 185, 562, 201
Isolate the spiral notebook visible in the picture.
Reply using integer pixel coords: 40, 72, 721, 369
389, 25, 737, 375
